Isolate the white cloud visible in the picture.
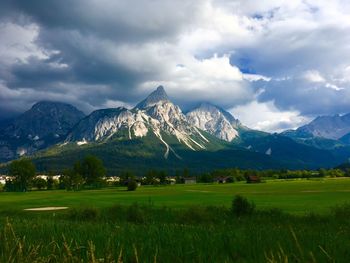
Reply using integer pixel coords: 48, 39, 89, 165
303, 70, 325, 83
102, 99, 133, 109
325, 83, 343, 91
243, 73, 271, 82
0, 22, 47, 64
230, 100, 310, 132
2, 0, 350, 131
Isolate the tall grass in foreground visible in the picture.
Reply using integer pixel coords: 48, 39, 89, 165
1, 203, 350, 262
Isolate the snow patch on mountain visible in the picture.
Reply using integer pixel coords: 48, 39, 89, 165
77, 139, 88, 146
265, 148, 272, 155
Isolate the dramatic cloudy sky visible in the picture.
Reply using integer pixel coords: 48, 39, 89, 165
1, 0, 350, 132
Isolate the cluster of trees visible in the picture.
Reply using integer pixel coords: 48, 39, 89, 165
4, 159, 36, 192
117, 168, 196, 186
4, 155, 106, 192
60, 155, 106, 190
4, 156, 350, 192
196, 168, 350, 182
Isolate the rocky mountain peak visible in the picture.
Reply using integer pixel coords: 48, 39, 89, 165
65, 86, 210, 159
5, 101, 85, 138
296, 113, 350, 140
135, 85, 169, 109
186, 102, 241, 142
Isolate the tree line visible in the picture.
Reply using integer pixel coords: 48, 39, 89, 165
2, 155, 350, 192
3, 155, 106, 192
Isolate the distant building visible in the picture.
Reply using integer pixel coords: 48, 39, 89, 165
246, 175, 261, 184
36, 175, 61, 181
0, 175, 14, 185
105, 176, 120, 183
166, 177, 176, 185
215, 176, 229, 184
184, 177, 196, 184
0, 176, 6, 185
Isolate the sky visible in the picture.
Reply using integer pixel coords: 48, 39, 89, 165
1, 0, 350, 132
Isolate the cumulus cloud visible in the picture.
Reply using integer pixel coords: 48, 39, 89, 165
0, 0, 350, 132
230, 100, 310, 133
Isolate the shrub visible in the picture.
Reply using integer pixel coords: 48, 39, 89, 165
231, 195, 255, 217
177, 206, 227, 224
68, 207, 99, 221
106, 204, 125, 221
330, 203, 350, 218
127, 180, 138, 191
126, 203, 145, 223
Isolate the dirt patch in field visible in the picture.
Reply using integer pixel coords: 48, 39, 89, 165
24, 207, 69, 211
185, 190, 212, 193
301, 190, 325, 193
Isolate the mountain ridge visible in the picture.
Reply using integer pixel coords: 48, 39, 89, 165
0, 101, 85, 162
2, 86, 350, 172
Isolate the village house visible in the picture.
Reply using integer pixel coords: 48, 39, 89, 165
246, 175, 261, 184
184, 177, 196, 184
215, 176, 230, 184
104, 176, 120, 183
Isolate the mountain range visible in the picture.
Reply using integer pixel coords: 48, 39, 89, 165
1, 85, 350, 174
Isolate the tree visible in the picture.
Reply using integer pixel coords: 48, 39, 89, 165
47, 176, 55, 190
144, 170, 157, 185
120, 170, 136, 186
182, 168, 190, 178
80, 155, 106, 188
8, 159, 36, 192
157, 170, 167, 184
32, 177, 47, 190
46, 171, 57, 190
62, 168, 84, 191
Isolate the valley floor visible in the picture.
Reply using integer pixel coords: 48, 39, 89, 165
2, 177, 350, 214
1, 178, 350, 262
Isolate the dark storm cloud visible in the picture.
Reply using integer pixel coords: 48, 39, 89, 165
0, 0, 206, 120
1, 0, 350, 132
8, 0, 200, 43
256, 79, 350, 116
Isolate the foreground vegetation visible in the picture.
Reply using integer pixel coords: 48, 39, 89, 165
2, 200, 350, 262
2, 178, 350, 262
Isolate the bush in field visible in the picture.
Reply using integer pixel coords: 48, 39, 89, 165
127, 180, 138, 191
231, 195, 255, 217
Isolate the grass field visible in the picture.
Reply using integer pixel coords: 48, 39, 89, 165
2, 178, 350, 262
1, 177, 350, 214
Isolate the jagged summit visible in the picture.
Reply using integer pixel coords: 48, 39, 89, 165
135, 85, 169, 109
186, 102, 241, 142
194, 102, 238, 124
65, 85, 211, 159
292, 113, 350, 140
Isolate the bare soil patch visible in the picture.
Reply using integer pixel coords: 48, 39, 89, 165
24, 207, 68, 211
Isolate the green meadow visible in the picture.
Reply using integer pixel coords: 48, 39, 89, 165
1, 178, 350, 214
1, 178, 350, 262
